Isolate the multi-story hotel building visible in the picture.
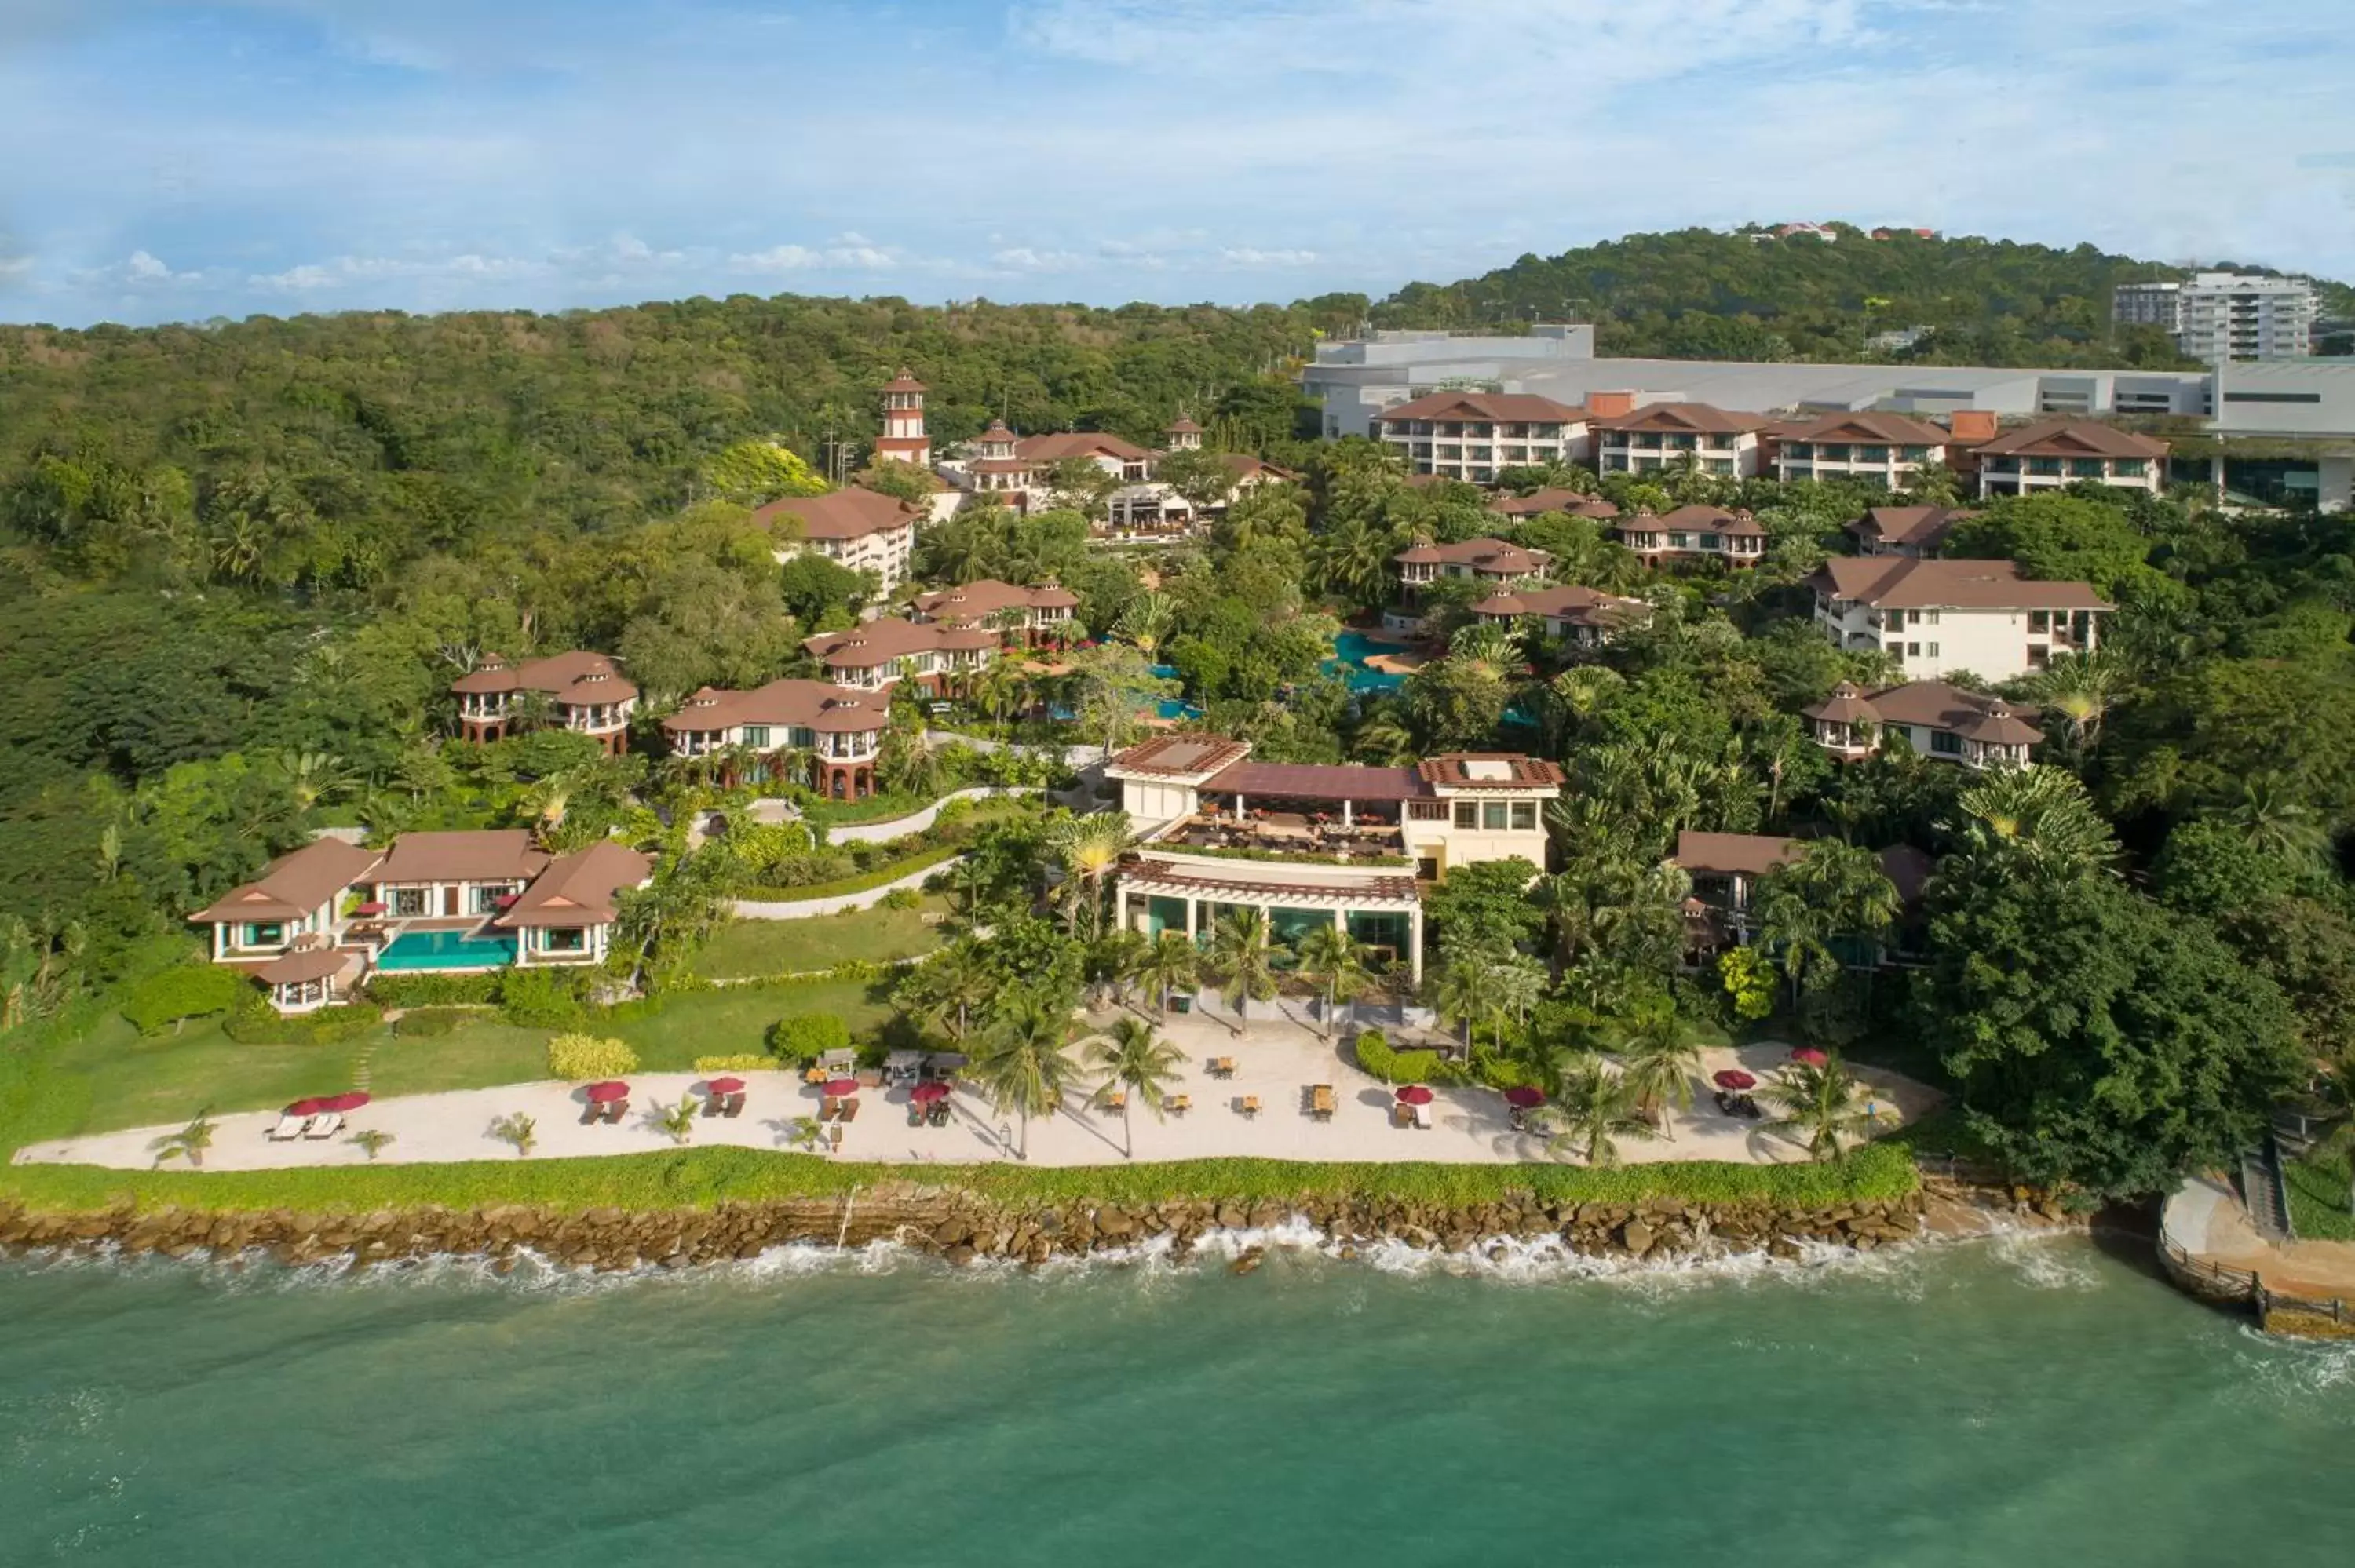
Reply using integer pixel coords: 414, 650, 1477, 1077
752, 487, 925, 593
1966, 420, 2170, 498
1811, 557, 2109, 680
1612, 504, 1767, 564
801, 618, 998, 696
1590, 397, 1770, 479
1371, 392, 1591, 483
1769, 412, 1956, 487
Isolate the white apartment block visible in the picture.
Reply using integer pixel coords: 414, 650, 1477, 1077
1590, 397, 1768, 478
1969, 420, 2168, 499
752, 487, 922, 593
2115, 273, 2318, 363
1371, 392, 1590, 483
1812, 558, 2109, 681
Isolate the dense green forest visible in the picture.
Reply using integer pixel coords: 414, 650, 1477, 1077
1327, 224, 2355, 365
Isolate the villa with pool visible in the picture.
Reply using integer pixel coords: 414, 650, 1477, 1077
1103, 735, 1563, 983
191, 830, 652, 1012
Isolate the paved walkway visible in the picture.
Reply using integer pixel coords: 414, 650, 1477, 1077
731, 857, 965, 921
13, 1016, 1939, 1174
2167, 1174, 2355, 1298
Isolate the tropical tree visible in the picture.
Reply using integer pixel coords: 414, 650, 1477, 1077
1945, 764, 2120, 884
1534, 1064, 1656, 1167
1753, 840, 1900, 1001
1614, 1005, 1703, 1139
149, 1112, 216, 1169
1208, 907, 1280, 1017
1083, 1016, 1190, 1158
971, 995, 1083, 1159
1307, 517, 1395, 607
1291, 921, 1370, 1038
1428, 939, 1494, 1052
2222, 773, 2335, 870
1048, 811, 1132, 939
1757, 1055, 1895, 1161
1138, 930, 1202, 1015
896, 940, 995, 1040
2017, 651, 2120, 759
1112, 592, 1178, 662
1084, 927, 1151, 1008
1477, 947, 1550, 1056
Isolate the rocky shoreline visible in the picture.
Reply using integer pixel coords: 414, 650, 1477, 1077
0, 1180, 2067, 1274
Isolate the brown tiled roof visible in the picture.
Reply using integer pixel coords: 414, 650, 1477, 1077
1776, 411, 1955, 445
1203, 761, 1432, 803
1221, 453, 1298, 483
254, 946, 356, 984
1016, 431, 1153, 464
1593, 402, 1770, 436
1674, 831, 1802, 877
1654, 504, 1764, 536
1849, 505, 1974, 550
451, 651, 631, 699
1167, 417, 1203, 434
803, 617, 973, 668
188, 838, 385, 924
1803, 681, 1879, 724
1393, 537, 1550, 574
910, 579, 1076, 622
966, 458, 1035, 475
495, 841, 651, 929
972, 420, 1020, 448
753, 487, 922, 542
1488, 488, 1619, 520
663, 680, 889, 736
371, 830, 549, 886
882, 369, 927, 392
1473, 585, 1643, 627
1416, 754, 1565, 789
1853, 680, 2045, 745
1813, 557, 2110, 611
1375, 392, 1589, 425
1108, 735, 1254, 779
1970, 419, 2169, 459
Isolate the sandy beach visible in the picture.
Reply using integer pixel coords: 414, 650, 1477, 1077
13, 1013, 1937, 1173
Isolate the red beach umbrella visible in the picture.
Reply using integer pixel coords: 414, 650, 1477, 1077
286, 1097, 328, 1117
1713, 1070, 1758, 1091
705, 1077, 747, 1096
1503, 1086, 1545, 1108
352, 901, 386, 917
1789, 1048, 1829, 1067
823, 1078, 860, 1098
319, 1091, 371, 1112
586, 1081, 631, 1103
1395, 1085, 1435, 1105
909, 1081, 951, 1104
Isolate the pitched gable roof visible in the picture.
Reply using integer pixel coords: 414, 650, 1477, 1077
1849, 505, 1974, 551
1375, 392, 1589, 425
1776, 411, 1954, 445
752, 487, 922, 541
1970, 419, 2169, 459
662, 679, 891, 737
1812, 556, 2110, 611
1592, 402, 1770, 436
495, 841, 652, 929
188, 837, 385, 925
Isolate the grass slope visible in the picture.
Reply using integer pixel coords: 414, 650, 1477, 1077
690, 899, 951, 979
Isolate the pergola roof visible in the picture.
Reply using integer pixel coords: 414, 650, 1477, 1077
1203, 761, 1431, 803
1123, 860, 1422, 908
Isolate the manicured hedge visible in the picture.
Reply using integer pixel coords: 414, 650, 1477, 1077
1352, 1029, 1451, 1085
546, 1034, 640, 1080
121, 965, 248, 1035
367, 972, 505, 1008
737, 844, 963, 904
225, 1000, 385, 1046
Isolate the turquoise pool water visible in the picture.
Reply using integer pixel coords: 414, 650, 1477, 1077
374, 929, 519, 971
1327, 631, 1408, 695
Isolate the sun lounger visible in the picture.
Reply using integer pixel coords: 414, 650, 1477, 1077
267, 1113, 306, 1142
841, 1097, 860, 1123
1236, 1096, 1260, 1118
1101, 1089, 1127, 1114
703, 1094, 725, 1118
581, 1101, 604, 1125
926, 1102, 951, 1126
1310, 1085, 1334, 1119
1209, 1057, 1236, 1078
1392, 1103, 1415, 1129
1414, 1103, 1433, 1131
1167, 1095, 1191, 1115
301, 1112, 342, 1140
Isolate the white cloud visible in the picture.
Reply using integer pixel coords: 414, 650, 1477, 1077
992, 246, 1088, 272
249, 251, 555, 291
728, 239, 902, 274
1219, 246, 1318, 267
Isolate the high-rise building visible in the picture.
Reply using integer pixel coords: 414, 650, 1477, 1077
2112, 273, 2317, 362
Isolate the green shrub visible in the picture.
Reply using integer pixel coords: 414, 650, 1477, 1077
769, 1012, 851, 1062
827, 958, 885, 984
122, 965, 248, 1034
392, 1007, 473, 1037
1352, 1028, 1447, 1085
693, 1053, 774, 1074
878, 887, 922, 911
367, 972, 504, 1008
546, 1033, 639, 1080
501, 968, 588, 1029
225, 998, 384, 1045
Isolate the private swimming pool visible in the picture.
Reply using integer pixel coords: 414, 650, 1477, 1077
1327, 631, 1408, 695
374, 929, 520, 972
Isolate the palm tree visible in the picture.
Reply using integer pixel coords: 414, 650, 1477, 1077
2224, 774, 2334, 869
1085, 928, 1151, 1008
1479, 948, 1550, 1056
1614, 1006, 1703, 1140
1428, 942, 1492, 1052
1534, 1065, 1654, 1167
1048, 811, 1132, 939
1083, 1016, 1190, 1158
896, 940, 995, 1040
971, 995, 1082, 1159
272, 750, 352, 815
1139, 930, 1201, 1016
1208, 907, 1280, 1019
1112, 592, 1178, 661
2017, 651, 2119, 758
970, 658, 1028, 728
1948, 764, 2120, 883
1308, 518, 1395, 607
1758, 1055, 1895, 1161
1350, 707, 1420, 767
1292, 922, 1369, 1038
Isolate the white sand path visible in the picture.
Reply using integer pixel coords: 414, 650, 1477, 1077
11, 1015, 1939, 1173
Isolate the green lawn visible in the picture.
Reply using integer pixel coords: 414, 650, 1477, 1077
2285, 1150, 2355, 1242
607, 979, 897, 1068
692, 899, 952, 979
31, 1012, 377, 1143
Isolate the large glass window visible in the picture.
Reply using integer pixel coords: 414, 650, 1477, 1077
245, 921, 284, 946
743, 725, 771, 748
1510, 801, 1537, 830
392, 888, 428, 917
1784, 442, 1813, 459
544, 928, 587, 952
1452, 802, 1478, 830
1930, 730, 1962, 756
1483, 801, 1509, 831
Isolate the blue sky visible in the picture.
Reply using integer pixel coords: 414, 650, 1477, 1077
2, 0, 2350, 326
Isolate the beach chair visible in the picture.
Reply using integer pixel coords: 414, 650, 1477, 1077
1167, 1095, 1191, 1116
1101, 1089, 1127, 1114
927, 1102, 952, 1127
1414, 1103, 1433, 1131
703, 1094, 725, 1118
1391, 1103, 1415, 1129
1236, 1096, 1261, 1118
1310, 1085, 1334, 1120
841, 1097, 860, 1123
301, 1112, 342, 1140
605, 1099, 629, 1125
267, 1113, 306, 1142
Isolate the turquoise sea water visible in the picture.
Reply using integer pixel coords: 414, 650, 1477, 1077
3, 1234, 2350, 1564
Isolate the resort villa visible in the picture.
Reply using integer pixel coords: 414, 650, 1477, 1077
1471, 584, 1648, 648
801, 618, 998, 695
659, 680, 891, 799
1612, 505, 1768, 565
451, 651, 637, 753
942, 416, 1272, 538
192, 832, 652, 1011
1769, 411, 1958, 488
1846, 505, 1974, 558
1103, 735, 1564, 983
1673, 831, 1933, 962
1804, 681, 2044, 769
1810, 557, 2109, 680
752, 487, 926, 593
1393, 537, 1552, 601
1488, 488, 1619, 523
1371, 391, 1593, 482
907, 578, 1080, 647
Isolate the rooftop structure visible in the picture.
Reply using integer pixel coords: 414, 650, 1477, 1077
907, 578, 1080, 647
1968, 419, 2168, 498
1487, 487, 1619, 521
1804, 680, 2043, 768
1470, 583, 1648, 648
1393, 536, 1550, 600
1847, 505, 1975, 559
450, 651, 637, 753
1614, 504, 1765, 565
801, 617, 997, 695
